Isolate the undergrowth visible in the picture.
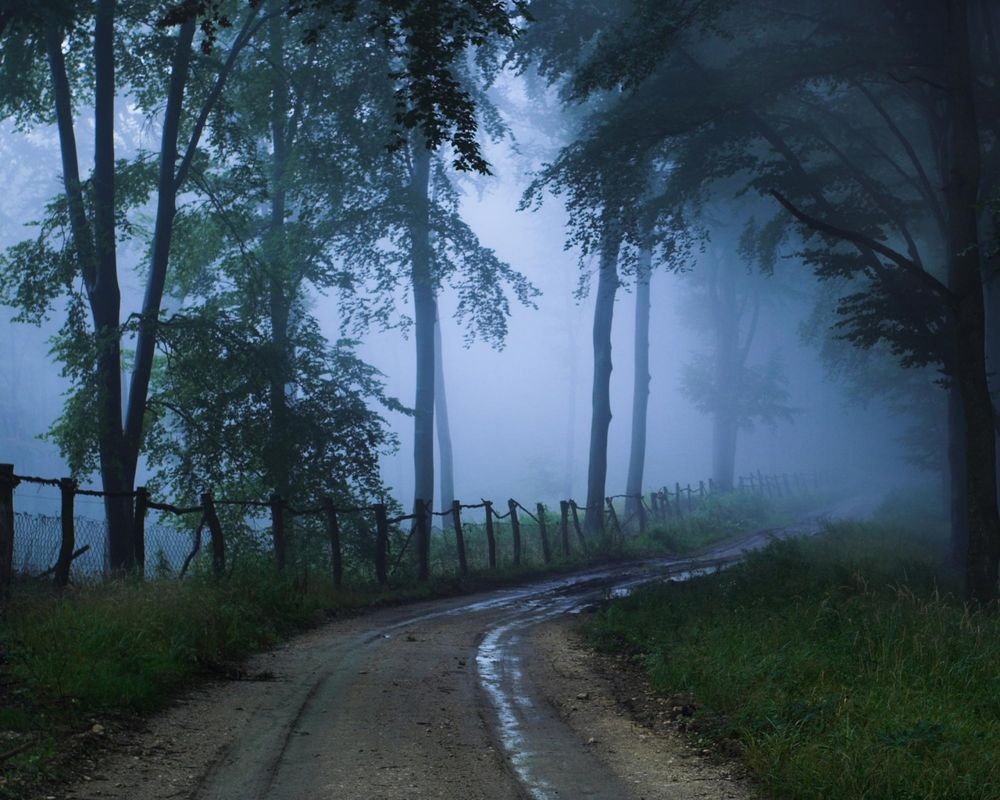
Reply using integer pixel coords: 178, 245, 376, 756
586, 497, 999, 800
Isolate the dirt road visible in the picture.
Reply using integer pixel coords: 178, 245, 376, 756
60, 502, 872, 800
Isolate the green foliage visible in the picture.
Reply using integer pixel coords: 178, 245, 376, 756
584, 508, 1000, 799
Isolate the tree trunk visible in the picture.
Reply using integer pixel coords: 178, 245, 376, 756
583, 226, 621, 534
710, 258, 743, 492
434, 310, 455, 522
93, 0, 132, 569
410, 142, 436, 524
265, 6, 293, 510
948, 388, 969, 567
48, 7, 248, 571
624, 248, 651, 527
944, 0, 1000, 602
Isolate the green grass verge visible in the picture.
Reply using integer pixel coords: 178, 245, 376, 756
623, 489, 823, 556
585, 500, 1000, 800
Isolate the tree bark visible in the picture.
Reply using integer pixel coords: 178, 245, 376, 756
942, 0, 999, 602
624, 248, 651, 526
410, 142, 436, 525
583, 226, 622, 534
709, 255, 745, 492
948, 387, 969, 567
434, 310, 455, 522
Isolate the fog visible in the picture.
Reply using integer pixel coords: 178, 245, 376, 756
0, 103, 921, 519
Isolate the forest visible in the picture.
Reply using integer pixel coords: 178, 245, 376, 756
0, 1, 998, 798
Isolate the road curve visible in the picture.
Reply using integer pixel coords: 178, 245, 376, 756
64, 502, 869, 800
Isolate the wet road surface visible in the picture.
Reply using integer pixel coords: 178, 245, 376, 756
65, 498, 873, 800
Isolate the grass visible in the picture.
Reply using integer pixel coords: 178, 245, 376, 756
622, 490, 819, 556
0, 488, 826, 797
585, 495, 1000, 800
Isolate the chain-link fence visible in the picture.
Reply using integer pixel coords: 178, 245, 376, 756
13, 512, 198, 580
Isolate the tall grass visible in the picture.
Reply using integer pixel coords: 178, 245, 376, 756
586, 506, 1000, 799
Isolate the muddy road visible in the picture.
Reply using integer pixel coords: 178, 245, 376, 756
63, 500, 872, 800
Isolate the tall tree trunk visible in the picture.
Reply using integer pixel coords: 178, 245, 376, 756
583, 226, 621, 534
94, 2, 133, 569
563, 297, 578, 499
944, 0, 1000, 602
266, 6, 292, 507
434, 310, 455, 522
624, 248, 651, 526
949, 388, 969, 567
410, 142, 436, 524
46, 11, 133, 570
710, 258, 743, 492
48, 7, 248, 571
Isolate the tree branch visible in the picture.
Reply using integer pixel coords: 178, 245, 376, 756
851, 80, 947, 236
174, 5, 271, 190
770, 189, 952, 300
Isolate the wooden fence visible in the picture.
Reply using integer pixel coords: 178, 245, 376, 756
0, 463, 821, 604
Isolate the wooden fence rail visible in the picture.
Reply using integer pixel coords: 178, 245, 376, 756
0, 462, 825, 606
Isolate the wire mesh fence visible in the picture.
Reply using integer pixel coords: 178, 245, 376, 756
12, 512, 201, 580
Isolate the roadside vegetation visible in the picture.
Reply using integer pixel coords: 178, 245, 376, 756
587, 493, 999, 800
0, 489, 819, 796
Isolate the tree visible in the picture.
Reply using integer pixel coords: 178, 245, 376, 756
141, 2, 408, 520
515, 0, 722, 534
676, 225, 797, 490
519, 0, 1000, 599
623, 246, 651, 524
0, 0, 530, 570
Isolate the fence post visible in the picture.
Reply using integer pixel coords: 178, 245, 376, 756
55, 478, 76, 589
322, 497, 342, 588
508, 499, 522, 567
559, 501, 570, 558
675, 483, 683, 518
536, 502, 552, 565
451, 500, 468, 576
375, 503, 389, 586
416, 499, 430, 581
270, 493, 287, 571
686, 484, 693, 512
0, 465, 15, 607
483, 500, 497, 570
131, 485, 148, 578
569, 500, 586, 549
649, 492, 659, 520
699, 480, 706, 501
201, 492, 226, 579
606, 497, 622, 542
